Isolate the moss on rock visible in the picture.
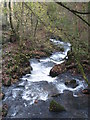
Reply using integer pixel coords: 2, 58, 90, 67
49, 100, 65, 112
65, 79, 78, 88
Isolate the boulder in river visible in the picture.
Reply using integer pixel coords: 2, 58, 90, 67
82, 88, 90, 94
49, 100, 65, 112
65, 79, 78, 88
0, 92, 5, 100
49, 63, 66, 77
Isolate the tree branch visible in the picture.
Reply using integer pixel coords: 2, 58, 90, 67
72, 10, 90, 15
9, 1, 15, 33
56, 2, 90, 27
24, 2, 83, 46
24, 3, 47, 27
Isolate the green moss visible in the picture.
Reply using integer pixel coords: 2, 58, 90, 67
76, 59, 89, 85
7, 62, 12, 68
65, 80, 76, 85
49, 100, 65, 112
70, 79, 76, 84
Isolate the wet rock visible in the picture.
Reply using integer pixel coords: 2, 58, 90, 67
25, 74, 30, 78
82, 89, 90, 94
24, 66, 31, 74
65, 79, 78, 88
51, 93, 61, 97
35, 56, 40, 59
49, 63, 66, 77
34, 100, 38, 104
2, 104, 8, 117
0, 92, 5, 100
49, 100, 65, 112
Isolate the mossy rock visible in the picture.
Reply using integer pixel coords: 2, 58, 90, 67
49, 100, 65, 112
65, 79, 78, 88
70, 79, 76, 84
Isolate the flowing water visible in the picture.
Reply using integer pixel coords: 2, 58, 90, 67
2, 39, 88, 118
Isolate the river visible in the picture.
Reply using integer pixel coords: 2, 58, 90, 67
2, 39, 88, 118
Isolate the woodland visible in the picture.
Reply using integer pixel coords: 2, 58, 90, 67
0, 1, 90, 119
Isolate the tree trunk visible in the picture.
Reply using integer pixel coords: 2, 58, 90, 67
9, 1, 15, 34
88, 2, 90, 55
34, 19, 38, 37
9, 1, 19, 42
31, 12, 33, 33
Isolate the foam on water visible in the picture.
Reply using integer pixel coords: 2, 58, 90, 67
22, 83, 49, 103
55, 78, 88, 95
22, 60, 56, 83
50, 39, 70, 63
